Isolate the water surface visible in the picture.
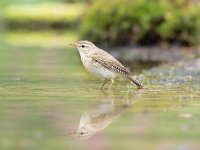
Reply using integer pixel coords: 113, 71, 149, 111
0, 31, 200, 150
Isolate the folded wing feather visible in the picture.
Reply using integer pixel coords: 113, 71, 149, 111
92, 50, 132, 76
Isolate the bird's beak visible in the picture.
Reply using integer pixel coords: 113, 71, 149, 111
69, 43, 76, 47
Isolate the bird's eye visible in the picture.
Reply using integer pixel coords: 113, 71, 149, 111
81, 45, 85, 48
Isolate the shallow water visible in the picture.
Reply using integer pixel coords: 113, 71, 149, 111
0, 32, 200, 150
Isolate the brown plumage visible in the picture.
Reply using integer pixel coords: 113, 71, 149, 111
70, 40, 143, 90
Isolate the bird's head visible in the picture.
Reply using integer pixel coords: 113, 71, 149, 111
69, 40, 96, 54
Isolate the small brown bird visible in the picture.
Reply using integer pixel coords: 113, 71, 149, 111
70, 40, 143, 90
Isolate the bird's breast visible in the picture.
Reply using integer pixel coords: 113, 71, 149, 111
79, 53, 116, 79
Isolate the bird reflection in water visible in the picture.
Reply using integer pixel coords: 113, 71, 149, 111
72, 90, 141, 139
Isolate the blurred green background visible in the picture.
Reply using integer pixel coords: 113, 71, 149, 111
0, 0, 200, 150
1, 0, 200, 47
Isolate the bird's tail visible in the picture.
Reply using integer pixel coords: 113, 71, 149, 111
127, 76, 143, 89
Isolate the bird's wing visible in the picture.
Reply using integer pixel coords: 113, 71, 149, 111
92, 50, 132, 76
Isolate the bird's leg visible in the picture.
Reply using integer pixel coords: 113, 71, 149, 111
108, 78, 114, 90
100, 79, 107, 90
